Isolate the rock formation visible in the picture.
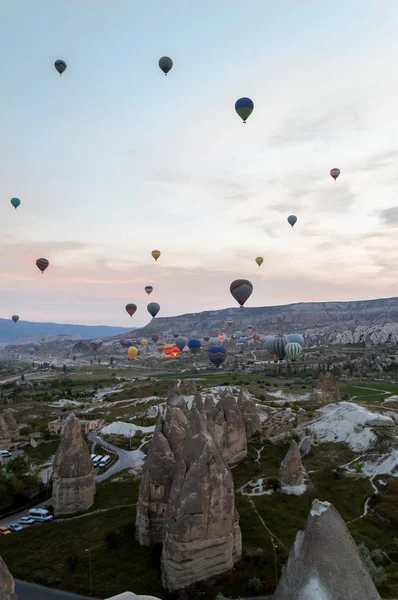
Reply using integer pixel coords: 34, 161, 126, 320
0, 555, 18, 600
209, 391, 247, 464
299, 436, 312, 457
204, 393, 215, 413
161, 405, 241, 591
273, 499, 381, 600
237, 387, 261, 440
0, 416, 11, 450
309, 373, 341, 404
192, 392, 206, 418
52, 413, 95, 516
279, 440, 306, 487
2, 411, 18, 439
136, 393, 188, 545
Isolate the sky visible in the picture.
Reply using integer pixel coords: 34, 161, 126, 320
2, 1, 398, 326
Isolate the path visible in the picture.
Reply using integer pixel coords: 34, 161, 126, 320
15, 580, 95, 600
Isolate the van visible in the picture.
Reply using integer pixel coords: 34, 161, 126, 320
99, 455, 110, 468
28, 508, 53, 522
92, 456, 102, 467
90, 454, 97, 461
0, 450, 11, 458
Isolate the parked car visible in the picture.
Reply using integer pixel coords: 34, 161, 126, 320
19, 517, 35, 525
8, 524, 22, 532
0, 526, 11, 536
0, 450, 11, 458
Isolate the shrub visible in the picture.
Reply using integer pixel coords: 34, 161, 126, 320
371, 548, 385, 566
358, 543, 386, 586
247, 576, 263, 594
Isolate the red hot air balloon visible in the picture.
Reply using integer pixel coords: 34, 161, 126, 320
36, 258, 49, 274
330, 168, 340, 181
230, 279, 253, 308
125, 303, 137, 317
145, 286, 153, 295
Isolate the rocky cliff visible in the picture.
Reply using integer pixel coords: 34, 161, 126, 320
208, 390, 247, 465
0, 416, 11, 450
309, 373, 341, 404
2, 411, 18, 439
0, 554, 18, 600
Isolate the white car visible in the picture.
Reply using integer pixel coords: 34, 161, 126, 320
19, 517, 35, 525
8, 524, 22, 532
0, 450, 11, 458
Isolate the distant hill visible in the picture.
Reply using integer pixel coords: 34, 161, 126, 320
0, 319, 135, 344
132, 297, 398, 346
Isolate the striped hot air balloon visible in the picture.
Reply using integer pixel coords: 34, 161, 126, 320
285, 342, 303, 361
163, 344, 175, 358
125, 303, 137, 317
273, 337, 287, 361
230, 279, 253, 307
208, 345, 227, 368
36, 258, 49, 274
145, 286, 153, 295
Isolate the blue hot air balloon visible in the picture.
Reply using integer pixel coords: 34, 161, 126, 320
11, 315, 19, 323
208, 345, 227, 368
10, 198, 21, 209
188, 338, 201, 354
235, 98, 254, 123
286, 333, 305, 346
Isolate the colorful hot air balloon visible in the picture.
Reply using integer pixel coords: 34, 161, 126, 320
287, 215, 297, 228
125, 303, 137, 317
10, 198, 20, 209
147, 302, 160, 318
285, 342, 303, 360
235, 97, 254, 123
54, 60, 67, 75
141, 339, 148, 347
11, 315, 19, 324
145, 286, 153, 295
230, 279, 253, 307
273, 337, 287, 361
172, 345, 180, 356
255, 256, 264, 267
188, 338, 201, 353
208, 345, 227, 368
330, 168, 340, 181
159, 56, 173, 75
163, 344, 175, 357
127, 346, 138, 360
175, 336, 188, 351
151, 250, 161, 261
36, 258, 49, 274
286, 333, 305, 346
218, 333, 226, 343
151, 334, 159, 343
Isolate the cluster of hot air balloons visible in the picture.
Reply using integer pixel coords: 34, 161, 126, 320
264, 333, 305, 362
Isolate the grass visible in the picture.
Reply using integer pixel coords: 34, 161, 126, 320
23, 441, 60, 464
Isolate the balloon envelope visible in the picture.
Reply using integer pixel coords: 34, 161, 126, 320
264, 335, 276, 354
10, 198, 20, 209
286, 333, 305, 346
32, 343, 40, 351
218, 333, 226, 343
151, 334, 159, 343
145, 286, 153, 295
127, 346, 138, 360
54, 59, 67, 75
151, 250, 161, 261
188, 338, 201, 353
141, 339, 148, 346
230, 279, 253, 307
272, 337, 287, 361
208, 345, 227, 368
255, 256, 263, 267
287, 215, 297, 227
11, 315, 19, 323
36, 258, 49, 273
235, 97, 254, 122
159, 56, 173, 75
28, 347, 35, 355
203, 336, 210, 342
330, 168, 340, 180
253, 333, 260, 341
285, 342, 303, 360
147, 302, 160, 318
163, 344, 175, 357
125, 303, 137, 317
175, 336, 188, 351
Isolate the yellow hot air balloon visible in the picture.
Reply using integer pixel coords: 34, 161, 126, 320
141, 339, 148, 346
152, 250, 161, 261
255, 256, 264, 267
127, 346, 138, 360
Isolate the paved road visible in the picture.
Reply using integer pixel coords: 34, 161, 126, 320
88, 433, 145, 483
15, 580, 96, 600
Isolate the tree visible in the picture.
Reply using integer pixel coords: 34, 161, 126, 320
21, 373, 25, 382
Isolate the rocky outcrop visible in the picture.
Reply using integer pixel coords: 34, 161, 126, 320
204, 394, 215, 413
136, 393, 189, 545
161, 406, 241, 591
0, 555, 18, 600
279, 440, 306, 487
299, 436, 312, 457
237, 387, 261, 440
52, 413, 95, 516
309, 373, 341, 404
2, 411, 18, 439
210, 391, 247, 464
274, 499, 381, 599
0, 416, 11, 450
192, 393, 206, 418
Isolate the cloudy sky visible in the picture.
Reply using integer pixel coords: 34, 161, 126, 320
1, 1, 398, 326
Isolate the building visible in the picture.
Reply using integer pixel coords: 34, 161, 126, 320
48, 417, 104, 436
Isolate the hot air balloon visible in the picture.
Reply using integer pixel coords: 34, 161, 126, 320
218, 333, 226, 343
208, 345, 227, 368
32, 343, 40, 351
145, 286, 153, 295
253, 333, 260, 341
128, 346, 138, 360
203, 336, 210, 342
188, 338, 201, 353
156, 341, 165, 353
151, 334, 159, 343
147, 302, 160, 318
36, 258, 49, 274
125, 303, 137, 317
330, 168, 340, 181
89, 339, 103, 353
285, 342, 303, 360
151, 250, 161, 262
247, 325, 253, 334
235, 97, 254, 123
54, 60, 67, 75
159, 56, 173, 75
163, 331, 169, 338
10, 198, 20, 209
28, 347, 35, 355
163, 344, 175, 357
273, 337, 287, 361
190, 330, 198, 338
255, 256, 263, 267
264, 335, 276, 354
230, 279, 253, 307
141, 339, 148, 347
286, 333, 305, 346
172, 345, 180, 356
175, 336, 188, 351
11, 315, 19, 324
173, 333, 180, 339
287, 215, 297, 228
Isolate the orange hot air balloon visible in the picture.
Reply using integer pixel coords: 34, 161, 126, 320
172, 345, 180, 356
163, 343, 175, 357
127, 346, 138, 360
